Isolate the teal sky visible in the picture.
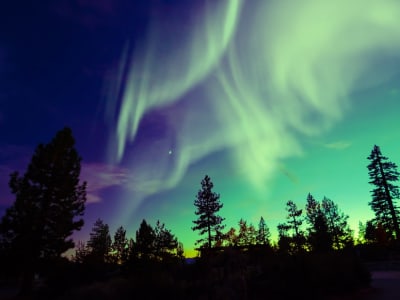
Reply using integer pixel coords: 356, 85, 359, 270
136, 84, 399, 256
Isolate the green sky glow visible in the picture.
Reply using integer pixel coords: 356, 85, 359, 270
104, 0, 400, 256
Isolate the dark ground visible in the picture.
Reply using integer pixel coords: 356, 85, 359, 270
359, 270, 400, 300
328, 261, 400, 300
1, 261, 400, 300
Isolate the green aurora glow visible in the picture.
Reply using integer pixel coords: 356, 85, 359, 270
105, 0, 400, 256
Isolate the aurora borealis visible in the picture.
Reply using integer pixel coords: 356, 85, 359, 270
1, 0, 400, 256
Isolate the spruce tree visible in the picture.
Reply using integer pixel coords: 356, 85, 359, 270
256, 216, 271, 246
0, 127, 86, 293
136, 219, 156, 259
321, 197, 353, 249
367, 145, 400, 240
112, 226, 128, 264
74, 240, 88, 263
277, 223, 291, 253
87, 218, 112, 263
364, 220, 377, 243
305, 194, 332, 252
305, 193, 320, 227
176, 242, 184, 260
237, 218, 257, 246
237, 218, 249, 246
286, 200, 304, 252
192, 175, 225, 249
224, 227, 238, 247
154, 220, 178, 260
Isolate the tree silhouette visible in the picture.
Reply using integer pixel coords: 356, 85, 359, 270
236, 218, 257, 246
0, 127, 86, 294
112, 226, 129, 264
305, 194, 332, 252
192, 175, 225, 249
224, 227, 238, 247
256, 216, 271, 246
305, 193, 320, 227
363, 220, 376, 244
321, 197, 353, 249
176, 242, 184, 260
87, 218, 112, 263
367, 145, 400, 240
285, 200, 304, 252
136, 219, 156, 260
127, 237, 137, 262
277, 223, 292, 253
154, 220, 178, 260
73, 240, 88, 263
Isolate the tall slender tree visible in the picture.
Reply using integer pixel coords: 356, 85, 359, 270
112, 226, 128, 264
177, 242, 184, 260
367, 145, 400, 240
286, 200, 304, 252
256, 216, 271, 246
192, 175, 225, 249
0, 127, 86, 294
305, 193, 320, 227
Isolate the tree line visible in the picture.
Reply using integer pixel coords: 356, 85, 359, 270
191, 175, 353, 253
74, 218, 184, 265
190, 144, 400, 253
0, 127, 398, 296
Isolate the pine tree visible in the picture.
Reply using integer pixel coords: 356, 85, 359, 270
0, 127, 86, 294
357, 221, 366, 244
237, 218, 249, 246
154, 220, 178, 260
364, 220, 377, 243
87, 218, 112, 263
236, 218, 257, 246
192, 175, 225, 249
136, 219, 155, 259
277, 223, 292, 253
256, 216, 271, 246
305, 194, 332, 252
224, 227, 238, 247
73, 240, 88, 263
286, 200, 304, 252
305, 193, 320, 226
247, 224, 257, 245
321, 197, 353, 249
176, 242, 184, 260
112, 226, 128, 264
127, 238, 137, 262
367, 145, 400, 240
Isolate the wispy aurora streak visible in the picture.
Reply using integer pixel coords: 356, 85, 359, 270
107, 0, 400, 205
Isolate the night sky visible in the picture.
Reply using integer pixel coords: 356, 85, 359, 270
1, 0, 400, 257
